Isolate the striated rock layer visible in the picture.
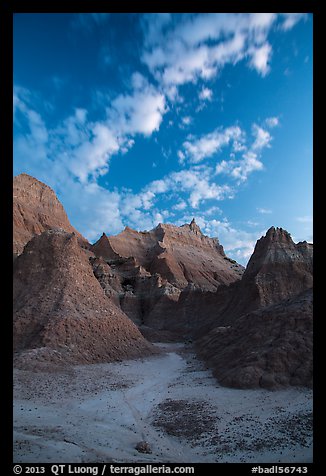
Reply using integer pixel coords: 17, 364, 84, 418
13, 229, 155, 369
13, 173, 89, 255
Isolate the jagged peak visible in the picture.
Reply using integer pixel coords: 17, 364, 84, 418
265, 226, 292, 241
123, 225, 138, 233
179, 218, 203, 235
189, 218, 203, 235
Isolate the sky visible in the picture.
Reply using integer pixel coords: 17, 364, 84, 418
13, 13, 313, 265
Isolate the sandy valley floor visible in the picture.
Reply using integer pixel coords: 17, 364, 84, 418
13, 343, 313, 463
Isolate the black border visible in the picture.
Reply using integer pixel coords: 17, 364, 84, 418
3, 1, 321, 472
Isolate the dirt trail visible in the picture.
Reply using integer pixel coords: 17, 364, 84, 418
14, 343, 312, 463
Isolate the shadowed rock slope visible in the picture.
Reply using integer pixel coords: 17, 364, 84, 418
13, 229, 155, 369
13, 173, 89, 255
179, 227, 313, 334
195, 227, 313, 389
197, 288, 313, 389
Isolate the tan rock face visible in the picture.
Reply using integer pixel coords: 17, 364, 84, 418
97, 220, 244, 292
90, 221, 244, 332
13, 173, 88, 255
196, 288, 313, 389
13, 229, 155, 367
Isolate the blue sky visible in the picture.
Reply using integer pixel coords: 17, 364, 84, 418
13, 13, 313, 265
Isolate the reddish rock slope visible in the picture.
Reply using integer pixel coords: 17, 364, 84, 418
13, 229, 155, 368
93, 219, 244, 292
13, 173, 88, 255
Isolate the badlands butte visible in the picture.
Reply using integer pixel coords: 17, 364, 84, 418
13, 173, 313, 390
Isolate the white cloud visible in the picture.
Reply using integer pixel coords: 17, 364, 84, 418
141, 13, 304, 98
202, 206, 222, 216
199, 87, 213, 101
257, 207, 272, 214
246, 220, 259, 227
249, 43, 272, 76
181, 116, 192, 125
296, 215, 313, 223
216, 150, 264, 183
252, 124, 272, 150
26, 109, 49, 143
181, 126, 243, 163
181, 120, 272, 183
230, 151, 263, 181
265, 116, 279, 128
203, 218, 264, 263
68, 123, 120, 183
141, 13, 172, 47
107, 77, 167, 136
177, 150, 186, 164
13, 84, 171, 241
145, 167, 234, 209
280, 13, 307, 31
173, 200, 187, 211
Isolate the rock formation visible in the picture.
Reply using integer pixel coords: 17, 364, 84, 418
195, 227, 313, 389
243, 226, 313, 307
197, 288, 313, 389
179, 227, 313, 334
93, 220, 244, 292
13, 229, 155, 369
12, 174, 313, 389
13, 173, 88, 255
90, 221, 244, 333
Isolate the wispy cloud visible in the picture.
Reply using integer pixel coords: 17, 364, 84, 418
280, 13, 307, 31
296, 215, 313, 223
146, 167, 234, 209
257, 207, 272, 214
179, 115, 192, 128
248, 42, 272, 76
141, 13, 305, 99
180, 126, 243, 164
252, 124, 272, 150
199, 87, 213, 101
265, 116, 279, 128
13, 81, 170, 237
107, 73, 167, 136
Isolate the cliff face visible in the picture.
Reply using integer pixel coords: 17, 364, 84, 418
13, 173, 88, 255
13, 229, 155, 369
96, 219, 244, 292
